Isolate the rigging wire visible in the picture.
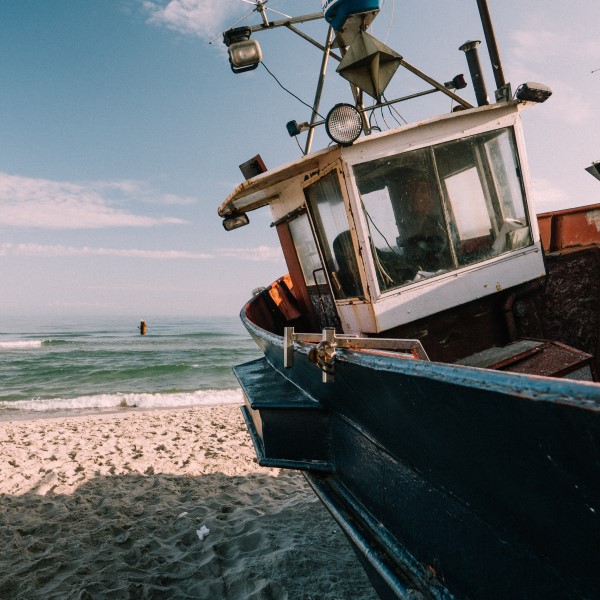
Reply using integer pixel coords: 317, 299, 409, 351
368, 109, 381, 132
209, 1, 290, 44
386, 104, 402, 127
382, 0, 395, 44
361, 200, 397, 285
383, 94, 408, 125
239, 0, 291, 19
208, 9, 255, 44
366, 208, 398, 256
379, 106, 391, 130
261, 62, 325, 119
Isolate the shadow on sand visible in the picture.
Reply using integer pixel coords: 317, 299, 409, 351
0, 470, 379, 600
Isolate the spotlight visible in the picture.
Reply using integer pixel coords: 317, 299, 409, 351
285, 120, 310, 137
445, 74, 467, 90
325, 104, 363, 146
222, 213, 250, 231
223, 27, 263, 74
515, 82, 552, 103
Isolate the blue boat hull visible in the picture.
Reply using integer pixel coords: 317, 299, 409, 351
236, 308, 600, 599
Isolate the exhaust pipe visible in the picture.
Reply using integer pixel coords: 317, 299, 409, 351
459, 40, 489, 106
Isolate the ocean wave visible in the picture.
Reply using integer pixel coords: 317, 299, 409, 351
42, 339, 70, 346
0, 340, 45, 350
0, 389, 244, 412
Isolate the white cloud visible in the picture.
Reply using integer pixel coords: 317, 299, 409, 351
511, 27, 600, 64
507, 26, 595, 126
510, 29, 564, 64
0, 243, 211, 259
0, 173, 190, 229
142, 0, 242, 40
542, 82, 593, 126
158, 193, 198, 205
530, 177, 572, 213
0, 242, 284, 262
218, 245, 284, 261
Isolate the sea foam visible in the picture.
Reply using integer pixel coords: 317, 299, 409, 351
0, 340, 45, 350
0, 389, 244, 413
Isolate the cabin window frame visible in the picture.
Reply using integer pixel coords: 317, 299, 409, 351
348, 124, 534, 300
299, 162, 369, 303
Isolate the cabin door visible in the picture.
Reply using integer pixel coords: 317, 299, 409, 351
287, 210, 340, 330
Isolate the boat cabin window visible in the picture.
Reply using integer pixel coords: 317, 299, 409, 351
353, 127, 532, 294
305, 171, 364, 299
288, 212, 340, 329
288, 213, 328, 289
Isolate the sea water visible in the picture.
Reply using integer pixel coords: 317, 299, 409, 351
0, 315, 260, 417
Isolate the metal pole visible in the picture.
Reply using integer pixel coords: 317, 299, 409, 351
400, 59, 474, 109
248, 12, 324, 34
459, 40, 489, 106
297, 85, 473, 133
285, 23, 341, 61
256, 1, 270, 27
305, 27, 335, 155
335, 32, 372, 135
475, 0, 506, 90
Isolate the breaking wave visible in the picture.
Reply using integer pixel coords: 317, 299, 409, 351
0, 389, 244, 413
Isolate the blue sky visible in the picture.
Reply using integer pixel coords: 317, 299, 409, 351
1, 0, 598, 318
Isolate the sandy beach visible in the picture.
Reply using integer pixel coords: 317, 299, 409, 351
0, 404, 378, 599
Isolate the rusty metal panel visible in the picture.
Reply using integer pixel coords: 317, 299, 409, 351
537, 203, 600, 251
499, 340, 597, 380
537, 213, 552, 251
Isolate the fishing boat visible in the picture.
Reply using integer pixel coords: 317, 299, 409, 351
217, 2, 600, 598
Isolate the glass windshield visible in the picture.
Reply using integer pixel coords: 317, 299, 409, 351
353, 127, 531, 294
288, 213, 327, 288
305, 171, 363, 299
434, 128, 531, 265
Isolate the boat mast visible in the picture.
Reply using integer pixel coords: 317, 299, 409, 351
475, 0, 508, 99
305, 27, 336, 155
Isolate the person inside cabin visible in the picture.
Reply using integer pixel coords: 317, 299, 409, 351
368, 172, 453, 290
395, 175, 452, 274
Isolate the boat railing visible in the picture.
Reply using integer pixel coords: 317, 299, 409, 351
284, 326, 429, 382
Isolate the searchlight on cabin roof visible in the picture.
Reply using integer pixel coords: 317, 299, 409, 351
515, 81, 552, 103
325, 103, 363, 146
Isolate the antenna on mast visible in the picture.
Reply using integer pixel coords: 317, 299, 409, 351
209, 0, 291, 44
240, 0, 270, 26
239, 0, 292, 25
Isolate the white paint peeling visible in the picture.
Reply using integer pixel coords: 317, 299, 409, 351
585, 210, 600, 231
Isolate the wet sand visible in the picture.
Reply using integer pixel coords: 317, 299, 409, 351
0, 404, 378, 599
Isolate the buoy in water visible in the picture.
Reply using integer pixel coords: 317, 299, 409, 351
139, 320, 147, 335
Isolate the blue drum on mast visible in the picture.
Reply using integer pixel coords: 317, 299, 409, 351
322, 0, 381, 31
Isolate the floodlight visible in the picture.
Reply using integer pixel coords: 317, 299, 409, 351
515, 82, 552, 103
223, 27, 262, 74
325, 104, 362, 146
222, 213, 250, 231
